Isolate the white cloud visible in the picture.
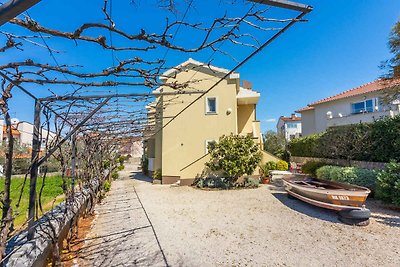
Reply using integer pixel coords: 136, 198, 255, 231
264, 118, 276, 123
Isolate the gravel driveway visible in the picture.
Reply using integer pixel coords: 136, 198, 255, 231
133, 173, 400, 267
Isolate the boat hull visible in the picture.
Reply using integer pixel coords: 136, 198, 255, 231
283, 176, 370, 211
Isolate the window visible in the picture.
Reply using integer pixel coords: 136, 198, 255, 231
205, 140, 216, 154
287, 123, 297, 128
206, 97, 217, 114
351, 99, 374, 114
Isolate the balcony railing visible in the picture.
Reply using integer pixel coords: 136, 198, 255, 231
326, 110, 399, 127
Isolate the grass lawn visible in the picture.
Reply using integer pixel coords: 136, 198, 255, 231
0, 175, 66, 229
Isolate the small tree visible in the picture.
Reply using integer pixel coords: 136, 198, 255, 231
263, 130, 286, 157
206, 134, 262, 183
381, 19, 400, 102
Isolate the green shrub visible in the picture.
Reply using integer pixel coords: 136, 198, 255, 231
276, 160, 288, 171
206, 134, 262, 183
244, 177, 260, 188
194, 177, 230, 189
194, 177, 259, 189
259, 161, 277, 177
266, 161, 277, 171
103, 159, 111, 169
259, 164, 269, 177
103, 180, 111, 192
111, 171, 119, 180
12, 158, 31, 175
153, 168, 162, 180
316, 165, 377, 191
288, 115, 400, 162
142, 156, 149, 175
117, 164, 125, 171
118, 155, 127, 164
288, 134, 322, 157
301, 161, 328, 176
376, 161, 400, 206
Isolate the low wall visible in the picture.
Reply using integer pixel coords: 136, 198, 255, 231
4, 179, 102, 267
291, 156, 386, 170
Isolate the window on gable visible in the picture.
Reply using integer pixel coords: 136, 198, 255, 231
206, 97, 217, 114
287, 123, 297, 128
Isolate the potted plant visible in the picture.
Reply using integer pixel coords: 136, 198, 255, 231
259, 163, 271, 184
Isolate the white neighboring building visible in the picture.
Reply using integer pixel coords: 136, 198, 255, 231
277, 114, 302, 141
296, 80, 400, 136
1, 119, 56, 147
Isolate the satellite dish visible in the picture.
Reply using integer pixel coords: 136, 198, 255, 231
11, 118, 19, 125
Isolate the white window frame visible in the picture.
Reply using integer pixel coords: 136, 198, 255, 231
351, 99, 374, 114
205, 140, 216, 154
205, 96, 218, 115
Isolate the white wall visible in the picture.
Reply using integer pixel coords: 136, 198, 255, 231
300, 110, 316, 136
17, 122, 56, 147
284, 121, 302, 140
301, 91, 400, 136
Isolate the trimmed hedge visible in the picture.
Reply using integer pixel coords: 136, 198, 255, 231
316, 165, 377, 191
289, 115, 400, 162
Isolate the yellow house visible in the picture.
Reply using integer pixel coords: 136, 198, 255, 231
144, 58, 276, 185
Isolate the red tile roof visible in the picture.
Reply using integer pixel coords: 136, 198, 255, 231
296, 79, 400, 113
280, 114, 301, 122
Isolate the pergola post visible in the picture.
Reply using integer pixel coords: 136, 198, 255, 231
27, 99, 41, 240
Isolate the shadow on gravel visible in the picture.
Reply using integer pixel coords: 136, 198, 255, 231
367, 201, 400, 228
272, 191, 341, 224
269, 179, 340, 224
130, 171, 153, 183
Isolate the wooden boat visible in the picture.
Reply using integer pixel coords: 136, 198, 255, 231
282, 175, 371, 211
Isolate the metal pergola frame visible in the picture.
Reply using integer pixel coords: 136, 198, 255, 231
0, 0, 313, 240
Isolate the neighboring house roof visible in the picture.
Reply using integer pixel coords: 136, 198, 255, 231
3, 125, 20, 137
296, 79, 400, 113
159, 58, 240, 81
279, 114, 301, 122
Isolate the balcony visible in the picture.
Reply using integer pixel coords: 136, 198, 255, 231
326, 110, 399, 127
236, 87, 260, 105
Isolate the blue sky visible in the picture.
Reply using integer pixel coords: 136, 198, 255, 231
1, 0, 400, 133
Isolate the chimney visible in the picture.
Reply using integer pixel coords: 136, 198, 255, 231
291, 113, 296, 119
242, 80, 252, 90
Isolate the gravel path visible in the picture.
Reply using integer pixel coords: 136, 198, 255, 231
79, 163, 400, 266
135, 178, 400, 266
77, 163, 167, 266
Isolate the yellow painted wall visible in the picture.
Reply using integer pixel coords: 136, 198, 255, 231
237, 104, 255, 135
160, 69, 238, 179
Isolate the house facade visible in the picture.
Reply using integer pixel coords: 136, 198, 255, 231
144, 58, 276, 185
1, 119, 56, 147
276, 114, 302, 140
296, 80, 400, 136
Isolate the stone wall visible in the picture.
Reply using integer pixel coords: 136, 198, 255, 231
5, 179, 102, 267
291, 156, 386, 170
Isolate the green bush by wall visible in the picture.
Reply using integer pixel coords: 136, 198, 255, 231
288, 115, 400, 162
376, 161, 400, 206
315, 165, 377, 191
301, 161, 329, 176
